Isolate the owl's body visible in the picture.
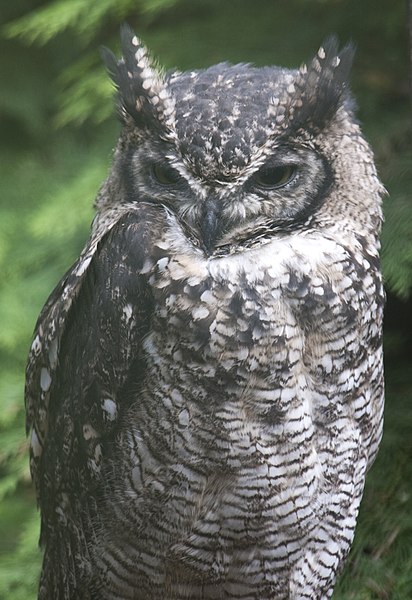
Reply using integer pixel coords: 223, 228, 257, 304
26, 29, 384, 599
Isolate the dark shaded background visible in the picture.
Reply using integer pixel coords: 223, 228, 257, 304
0, 1, 411, 597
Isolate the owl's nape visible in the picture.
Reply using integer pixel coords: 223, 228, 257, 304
27, 26, 384, 600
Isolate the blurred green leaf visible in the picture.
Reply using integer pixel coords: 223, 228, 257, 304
0, 1, 411, 599
5, 0, 131, 45
3, 0, 179, 44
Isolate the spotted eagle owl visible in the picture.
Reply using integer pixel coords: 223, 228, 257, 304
26, 26, 385, 600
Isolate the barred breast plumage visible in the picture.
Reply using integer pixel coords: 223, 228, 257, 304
26, 26, 384, 599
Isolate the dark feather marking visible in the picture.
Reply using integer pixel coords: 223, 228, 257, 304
101, 24, 170, 132
26, 209, 162, 596
287, 37, 356, 134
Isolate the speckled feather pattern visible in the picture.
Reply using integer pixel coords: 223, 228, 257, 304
26, 27, 384, 600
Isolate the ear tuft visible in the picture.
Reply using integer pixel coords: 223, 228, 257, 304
274, 37, 356, 134
101, 24, 175, 132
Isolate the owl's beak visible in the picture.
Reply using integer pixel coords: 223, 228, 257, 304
198, 197, 223, 256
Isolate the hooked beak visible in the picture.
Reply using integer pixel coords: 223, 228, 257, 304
198, 197, 224, 255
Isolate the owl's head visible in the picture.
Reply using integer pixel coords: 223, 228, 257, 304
98, 25, 382, 254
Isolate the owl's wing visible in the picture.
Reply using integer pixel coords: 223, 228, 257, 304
25, 206, 161, 549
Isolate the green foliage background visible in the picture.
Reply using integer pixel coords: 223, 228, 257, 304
0, 0, 411, 598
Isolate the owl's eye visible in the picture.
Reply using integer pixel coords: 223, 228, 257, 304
253, 165, 296, 189
152, 163, 183, 186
